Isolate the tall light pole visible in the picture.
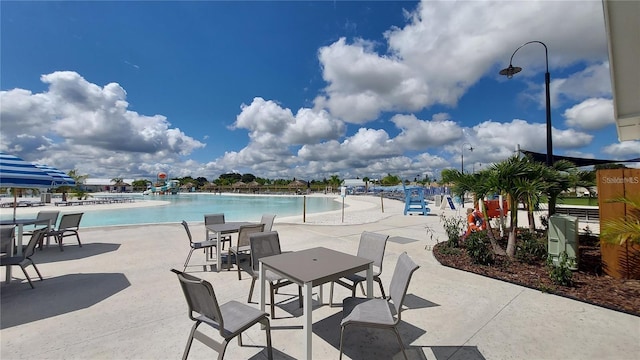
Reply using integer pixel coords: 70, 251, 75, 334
461, 142, 473, 174
500, 41, 553, 167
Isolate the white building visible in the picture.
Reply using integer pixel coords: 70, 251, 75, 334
83, 178, 135, 193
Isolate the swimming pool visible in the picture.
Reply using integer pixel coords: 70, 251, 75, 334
77, 194, 342, 227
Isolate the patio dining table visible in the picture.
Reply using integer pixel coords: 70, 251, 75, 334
205, 221, 252, 272
259, 246, 373, 360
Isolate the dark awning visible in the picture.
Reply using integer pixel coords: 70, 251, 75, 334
521, 150, 640, 167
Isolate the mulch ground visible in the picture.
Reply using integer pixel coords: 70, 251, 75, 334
432, 235, 640, 317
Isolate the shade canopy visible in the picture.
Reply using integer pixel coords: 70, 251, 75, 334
0, 152, 54, 188
34, 164, 76, 187
521, 150, 640, 167
603, 0, 640, 141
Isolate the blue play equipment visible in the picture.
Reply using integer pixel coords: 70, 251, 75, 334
403, 185, 430, 215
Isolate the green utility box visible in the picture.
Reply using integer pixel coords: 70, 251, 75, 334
548, 214, 579, 270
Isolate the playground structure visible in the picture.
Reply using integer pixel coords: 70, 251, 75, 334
143, 172, 180, 195
403, 185, 431, 215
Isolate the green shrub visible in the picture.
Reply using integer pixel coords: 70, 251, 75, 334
440, 214, 466, 247
548, 251, 573, 286
438, 243, 462, 256
465, 230, 494, 265
516, 231, 547, 264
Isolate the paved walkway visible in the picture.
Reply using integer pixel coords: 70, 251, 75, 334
1, 207, 638, 359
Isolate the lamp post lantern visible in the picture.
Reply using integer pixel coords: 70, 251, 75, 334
461, 142, 473, 174
500, 40, 553, 167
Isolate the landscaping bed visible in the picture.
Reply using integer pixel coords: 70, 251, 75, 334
432, 234, 640, 317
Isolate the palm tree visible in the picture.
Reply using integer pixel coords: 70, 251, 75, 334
68, 169, 89, 200
456, 169, 507, 255
600, 196, 640, 246
542, 159, 575, 217
362, 177, 370, 193
68, 169, 88, 186
328, 175, 341, 190
491, 155, 533, 257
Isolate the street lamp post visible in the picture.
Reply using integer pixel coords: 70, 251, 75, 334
460, 142, 473, 207
461, 142, 473, 174
500, 41, 553, 167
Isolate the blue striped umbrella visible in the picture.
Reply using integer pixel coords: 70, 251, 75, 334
0, 152, 54, 188
0, 152, 54, 220
34, 164, 76, 187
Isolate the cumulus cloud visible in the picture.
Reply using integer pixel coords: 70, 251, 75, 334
563, 98, 614, 130
602, 141, 640, 158
0, 1, 623, 181
471, 119, 593, 155
316, 1, 607, 124
391, 113, 463, 150
234, 97, 345, 145
552, 63, 611, 103
0, 71, 205, 177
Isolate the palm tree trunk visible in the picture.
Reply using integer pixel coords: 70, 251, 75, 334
527, 201, 536, 233
481, 207, 506, 255
506, 198, 519, 258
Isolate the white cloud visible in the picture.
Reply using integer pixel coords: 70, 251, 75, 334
234, 97, 345, 145
316, 0, 607, 124
563, 98, 615, 130
0, 71, 205, 177
391, 113, 463, 150
0, 1, 621, 181
471, 119, 593, 155
602, 141, 640, 158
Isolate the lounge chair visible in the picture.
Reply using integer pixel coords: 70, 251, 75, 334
47, 213, 83, 251
1, 229, 46, 288
247, 231, 302, 318
329, 231, 389, 306
339, 252, 420, 359
24, 210, 59, 248
170, 269, 273, 359
227, 223, 265, 280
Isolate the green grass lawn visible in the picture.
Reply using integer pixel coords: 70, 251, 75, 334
554, 196, 599, 206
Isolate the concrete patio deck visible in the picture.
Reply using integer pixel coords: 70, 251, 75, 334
1, 209, 638, 359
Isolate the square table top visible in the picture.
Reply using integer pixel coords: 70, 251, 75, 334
0, 218, 45, 226
260, 246, 372, 286
205, 221, 253, 233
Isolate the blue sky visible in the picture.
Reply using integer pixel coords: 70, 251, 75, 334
1, 0, 638, 182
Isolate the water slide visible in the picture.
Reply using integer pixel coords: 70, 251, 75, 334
144, 179, 180, 195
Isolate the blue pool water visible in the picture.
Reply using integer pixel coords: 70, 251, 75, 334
76, 194, 342, 227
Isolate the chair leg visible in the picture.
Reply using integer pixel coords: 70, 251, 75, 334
236, 253, 242, 280
376, 277, 386, 299
29, 260, 44, 281
19, 265, 34, 289
183, 249, 195, 272
217, 339, 229, 360
248, 278, 256, 303
298, 286, 303, 308
359, 282, 366, 296
227, 250, 232, 271
261, 318, 273, 360
75, 231, 82, 247
269, 283, 276, 318
182, 322, 199, 360
392, 326, 409, 360
57, 235, 64, 252
339, 325, 347, 360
